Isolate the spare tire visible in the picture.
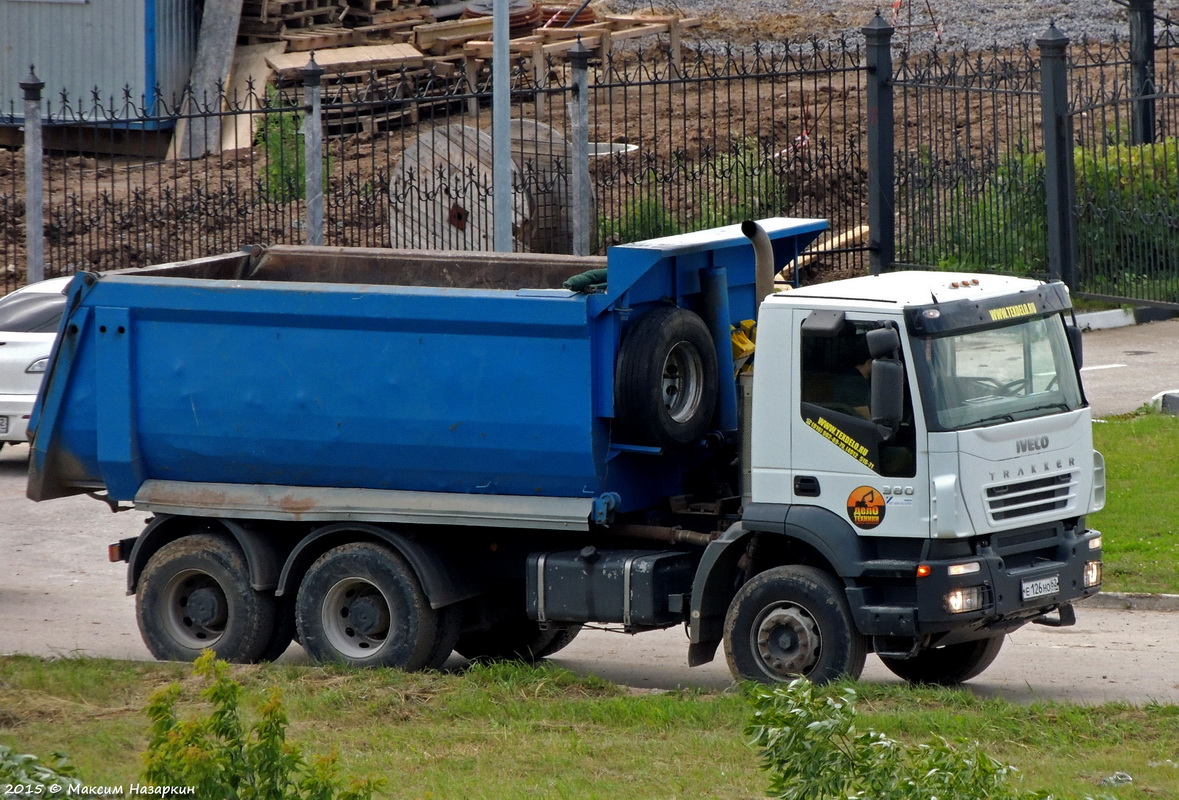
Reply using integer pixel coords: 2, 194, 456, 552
615, 306, 718, 448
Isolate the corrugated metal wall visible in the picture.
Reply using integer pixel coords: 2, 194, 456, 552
0, 0, 197, 121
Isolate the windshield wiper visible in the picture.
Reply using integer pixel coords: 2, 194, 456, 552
965, 412, 1015, 427
1018, 402, 1072, 414
964, 403, 1072, 429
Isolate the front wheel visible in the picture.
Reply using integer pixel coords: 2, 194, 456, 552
136, 533, 277, 663
878, 634, 1005, 686
723, 565, 867, 686
295, 542, 446, 671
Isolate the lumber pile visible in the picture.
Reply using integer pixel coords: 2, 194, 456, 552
228, 1, 699, 134
239, 0, 437, 49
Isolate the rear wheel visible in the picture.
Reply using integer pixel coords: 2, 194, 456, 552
878, 634, 1005, 686
723, 565, 867, 686
296, 542, 441, 671
256, 597, 297, 662
136, 533, 277, 663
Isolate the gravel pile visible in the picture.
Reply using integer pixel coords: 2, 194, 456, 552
602, 0, 1179, 52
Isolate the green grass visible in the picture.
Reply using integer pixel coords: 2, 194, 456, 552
2, 658, 1178, 799
1092, 411, 1179, 594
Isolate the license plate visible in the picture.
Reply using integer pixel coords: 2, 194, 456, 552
0, 416, 7, 435
1021, 574, 1059, 601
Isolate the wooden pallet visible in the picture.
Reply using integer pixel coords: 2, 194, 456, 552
267, 42, 426, 77
243, 0, 340, 24
461, 14, 701, 61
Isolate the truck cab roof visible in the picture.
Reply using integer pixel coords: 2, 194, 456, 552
771, 270, 1053, 310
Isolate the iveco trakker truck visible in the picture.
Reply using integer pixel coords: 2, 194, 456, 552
27, 218, 1104, 685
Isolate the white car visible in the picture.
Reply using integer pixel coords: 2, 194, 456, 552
0, 276, 72, 451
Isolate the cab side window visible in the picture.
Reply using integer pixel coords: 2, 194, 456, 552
800, 320, 916, 478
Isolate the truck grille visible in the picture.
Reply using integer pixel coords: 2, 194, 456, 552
985, 471, 1077, 523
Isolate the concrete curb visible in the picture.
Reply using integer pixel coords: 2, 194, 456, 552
1081, 592, 1179, 612
1074, 306, 1177, 332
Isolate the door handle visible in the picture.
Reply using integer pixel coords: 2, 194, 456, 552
794, 476, 821, 497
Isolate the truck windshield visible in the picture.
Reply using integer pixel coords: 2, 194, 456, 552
913, 315, 1084, 431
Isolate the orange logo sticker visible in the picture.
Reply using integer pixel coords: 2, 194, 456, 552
847, 486, 885, 530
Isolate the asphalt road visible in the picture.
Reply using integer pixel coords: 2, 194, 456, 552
2, 319, 1177, 703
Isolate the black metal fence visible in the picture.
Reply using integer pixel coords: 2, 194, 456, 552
0, 36, 872, 295
4, 2, 1179, 308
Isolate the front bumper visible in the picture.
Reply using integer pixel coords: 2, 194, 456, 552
848, 523, 1102, 648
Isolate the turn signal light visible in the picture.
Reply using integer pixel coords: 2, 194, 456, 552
916, 564, 932, 578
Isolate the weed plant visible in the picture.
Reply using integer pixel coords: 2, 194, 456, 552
2, 657, 1178, 798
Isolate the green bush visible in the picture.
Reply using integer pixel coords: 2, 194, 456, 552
0, 744, 89, 796
598, 191, 683, 245
1074, 138, 1179, 300
143, 652, 381, 800
913, 138, 1179, 302
256, 87, 311, 203
745, 679, 1101, 800
693, 140, 795, 228
598, 139, 793, 248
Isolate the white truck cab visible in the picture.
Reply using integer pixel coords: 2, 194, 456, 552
690, 270, 1104, 685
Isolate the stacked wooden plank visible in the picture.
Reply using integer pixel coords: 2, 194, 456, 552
229, 2, 702, 135
239, 0, 436, 48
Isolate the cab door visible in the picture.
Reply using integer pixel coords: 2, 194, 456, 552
789, 309, 929, 539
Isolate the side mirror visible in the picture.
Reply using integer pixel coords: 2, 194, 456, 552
1066, 325, 1083, 370
867, 326, 900, 359
871, 358, 904, 439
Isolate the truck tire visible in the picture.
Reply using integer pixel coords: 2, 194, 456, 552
295, 542, 442, 671
615, 306, 718, 448
723, 565, 867, 686
136, 534, 278, 663
256, 598, 297, 662
423, 604, 463, 670
455, 619, 582, 663
878, 634, 1005, 686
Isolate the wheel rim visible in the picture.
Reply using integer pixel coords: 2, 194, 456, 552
752, 603, 822, 679
162, 569, 228, 649
661, 341, 705, 424
321, 577, 393, 659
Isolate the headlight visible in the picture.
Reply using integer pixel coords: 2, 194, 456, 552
944, 586, 985, 614
1084, 560, 1102, 588
947, 561, 981, 576
26, 357, 49, 374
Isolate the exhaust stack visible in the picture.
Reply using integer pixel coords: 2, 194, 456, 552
741, 219, 775, 303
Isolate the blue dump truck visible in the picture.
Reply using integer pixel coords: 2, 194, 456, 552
27, 218, 1105, 685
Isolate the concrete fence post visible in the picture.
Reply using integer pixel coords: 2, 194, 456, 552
302, 53, 325, 247
21, 66, 45, 284
862, 13, 895, 276
1039, 24, 1077, 289
568, 40, 592, 257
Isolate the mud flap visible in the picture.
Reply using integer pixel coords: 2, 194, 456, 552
1031, 602, 1077, 627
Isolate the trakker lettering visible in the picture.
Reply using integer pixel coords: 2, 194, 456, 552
989, 456, 1076, 481
988, 302, 1038, 321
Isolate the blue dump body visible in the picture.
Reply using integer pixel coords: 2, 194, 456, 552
29, 219, 825, 515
